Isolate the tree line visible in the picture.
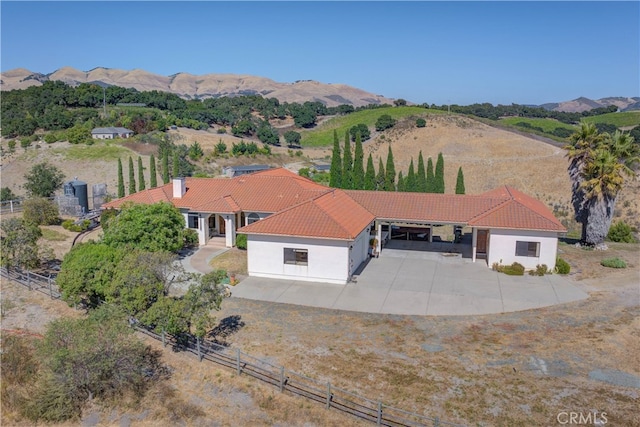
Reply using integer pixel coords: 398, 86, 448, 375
328, 129, 464, 194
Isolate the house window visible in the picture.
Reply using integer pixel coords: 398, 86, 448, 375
247, 213, 260, 225
284, 248, 308, 265
188, 213, 199, 229
515, 241, 540, 257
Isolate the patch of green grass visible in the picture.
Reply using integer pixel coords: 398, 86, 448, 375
50, 143, 129, 161
498, 117, 575, 133
300, 107, 444, 147
40, 228, 68, 241
582, 111, 640, 128
600, 257, 627, 268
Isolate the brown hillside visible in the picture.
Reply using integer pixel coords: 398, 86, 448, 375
0, 67, 395, 107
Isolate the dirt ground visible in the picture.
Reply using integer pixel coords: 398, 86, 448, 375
2, 241, 638, 426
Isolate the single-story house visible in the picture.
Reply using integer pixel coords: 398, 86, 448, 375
91, 127, 134, 139
222, 164, 272, 178
103, 168, 566, 284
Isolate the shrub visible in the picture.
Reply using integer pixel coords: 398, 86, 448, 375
61, 219, 90, 232
529, 264, 550, 276
600, 257, 627, 269
416, 118, 426, 128
22, 198, 60, 226
236, 233, 247, 250
100, 208, 118, 231
607, 221, 638, 243
555, 257, 571, 274
183, 228, 199, 248
502, 262, 525, 276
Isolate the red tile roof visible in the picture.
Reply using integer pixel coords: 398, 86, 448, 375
103, 168, 565, 237
238, 189, 375, 240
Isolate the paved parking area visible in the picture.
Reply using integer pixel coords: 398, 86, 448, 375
230, 244, 589, 316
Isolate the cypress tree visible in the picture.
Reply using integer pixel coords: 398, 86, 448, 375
138, 156, 146, 191
397, 171, 406, 192
406, 158, 416, 192
384, 145, 395, 191
162, 149, 170, 184
417, 151, 427, 192
329, 129, 342, 188
426, 157, 435, 193
341, 130, 353, 189
149, 154, 157, 188
435, 152, 445, 193
455, 166, 466, 194
117, 158, 125, 198
352, 132, 364, 190
376, 158, 385, 190
128, 156, 136, 195
364, 153, 376, 190
172, 152, 179, 178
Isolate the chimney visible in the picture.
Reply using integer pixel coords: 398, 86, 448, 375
173, 177, 186, 198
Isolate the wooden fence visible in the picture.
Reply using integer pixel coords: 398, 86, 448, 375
1, 267, 463, 427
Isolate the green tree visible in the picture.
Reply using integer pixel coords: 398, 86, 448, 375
0, 218, 42, 270
406, 159, 417, 192
352, 132, 365, 190
349, 123, 370, 141
162, 149, 170, 184
257, 122, 280, 145
149, 154, 157, 188
0, 187, 17, 202
128, 157, 136, 195
364, 153, 376, 190
376, 158, 386, 190
101, 202, 186, 253
22, 198, 60, 226
434, 152, 445, 193
416, 118, 427, 128
417, 151, 427, 192
117, 158, 125, 198
283, 130, 301, 147
57, 242, 126, 307
426, 157, 435, 193
375, 114, 396, 131
188, 141, 204, 160
65, 124, 91, 144
384, 146, 396, 191
455, 166, 466, 194
172, 152, 179, 178
23, 162, 65, 197
342, 130, 353, 189
396, 171, 406, 192
329, 130, 342, 188
138, 156, 146, 191
215, 140, 227, 155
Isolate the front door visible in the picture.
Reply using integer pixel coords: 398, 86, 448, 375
209, 215, 216, 237
219, 215, 226, 235
477, 230, 488, 255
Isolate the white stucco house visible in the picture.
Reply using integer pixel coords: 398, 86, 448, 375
103, 168, 567, 284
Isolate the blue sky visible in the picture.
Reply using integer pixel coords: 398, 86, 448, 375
1, 1, 638, 105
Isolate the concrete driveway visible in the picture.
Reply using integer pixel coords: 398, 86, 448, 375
230, 246, 588, 316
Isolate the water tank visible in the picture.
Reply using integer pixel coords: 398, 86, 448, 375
65, 178, 89, 214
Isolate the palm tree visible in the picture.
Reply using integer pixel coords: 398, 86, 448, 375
566, 123, 638, 245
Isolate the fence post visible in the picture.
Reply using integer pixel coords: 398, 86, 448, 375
197, 337, 202, 361
10, 200, 14, 213
236, 349, 241, 375
377, 402, 382, 425
27, 270, 31, 290
434, 416, 440, 427
279, 366, 285, 392
326, 382, 331, 409
48, 275, 53, 299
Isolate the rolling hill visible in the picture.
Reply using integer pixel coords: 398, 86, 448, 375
0, 67, 395, 108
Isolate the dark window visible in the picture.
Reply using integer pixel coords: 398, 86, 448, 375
247, 213, 260, 225
515, 241, 540, 257
284, 248, 308, 265
188, 213, 199, 229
